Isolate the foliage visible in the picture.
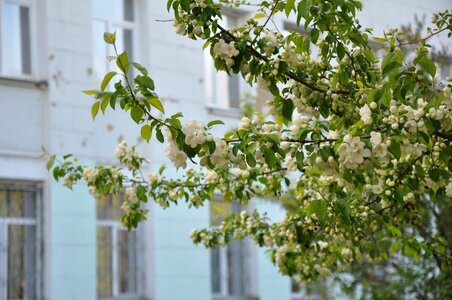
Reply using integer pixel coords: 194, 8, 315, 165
45, 1, 452, 298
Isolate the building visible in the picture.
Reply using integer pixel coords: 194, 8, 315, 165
0, 0, 450, 299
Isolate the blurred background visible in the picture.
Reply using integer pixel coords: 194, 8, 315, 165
0, 0, 450, 299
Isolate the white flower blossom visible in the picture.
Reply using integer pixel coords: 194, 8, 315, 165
359, 104, 372, 125
148, 172, 162, 185
204, 170, 218, 184
83, 167, 98, 183
213, 39, 239, 67
166, 140, 188, 169
446, 182, 452, 197
125, 187, 139, 204
182, 120, 207, 148
337, 135, 371, 169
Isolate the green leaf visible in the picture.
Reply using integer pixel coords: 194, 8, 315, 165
46, 155, 56, 171
266, 134, 280, 145
82, 90, 97, 95
372, 37, 387, 43
285, 0, 295, 17
207, 120, 225, 128
388, 141, 401, 159
149, 97, 165, 113
297, 0, 312, 18
103, 32, 116, 44
180, 0, 190, 12
262, 147, 276, 168
246, 153, 257, 167
310, 28, 319, 44
141, 125, 152, 142
296, 152, 304, 171
100, 96, 110, 114
156, 128, 164, 143
132, 62, 148, 75
418, 57, 436, 78
310, 200, 328, 223
91, 102, 100, 120
131, 106, 144, 124
101, 71, 117, 92
116, 52, 129, 73
135, 75, 155, 90
53, 166, 60, 181
282, 99, 294, 121
336, 42, 345, 60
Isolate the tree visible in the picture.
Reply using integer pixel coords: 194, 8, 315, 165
44, 0, 452, 298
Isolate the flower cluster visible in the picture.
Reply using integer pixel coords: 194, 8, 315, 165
212, 39, 240, 67
182, 120, 209, 148
337, 135, 371, 169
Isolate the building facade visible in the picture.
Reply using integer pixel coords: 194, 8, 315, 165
0, 0, 450, 299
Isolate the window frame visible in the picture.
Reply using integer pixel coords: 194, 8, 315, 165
210, 198, 256, 300
95, 194, 142, 300
205, 8, 250, 115
0, 0, 37, 80
91, 0, 139, 86
0, 181, 43, 300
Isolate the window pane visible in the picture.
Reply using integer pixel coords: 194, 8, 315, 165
0, 189, 36, 218
227, 240, 245, 296
92, 20, 108, 84
97, 226, 113, 297
7, 225, 37, 300
118, 230, 137, 294
96, 194, 123, 220
228, 74, 240, 108
2, 4, 31, 75
92, 0, 134, 21
210, 247, 222, 294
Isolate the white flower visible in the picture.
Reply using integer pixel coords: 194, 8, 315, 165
88, 186, 101, 199
370, 132, 382, 146
317, 241, 328, 250
337, 135, 370, 169
83, 168, 98, 183
182, 120, 207, 148
210, 138, 228, 168
264, 31, 278, 55
359, 104, 372, 125
262, 124, 273, 133
63, 175, 76, 189
284, 155, 297, 171
172, 18, 186, 36
147, 172, 162, 185
120, 200, 132, 213
125, 187, 139, 204
204, 170, 218, 184
446, 182, 452, 197
213, 39, 239, 67
328, 130, 340, 140
372, 184, 384, 194
341, 248, 352, 257
239, 117, 251, 130
290, 115, 310, 135
165, 141, 188, 169
114, 140, 128, 159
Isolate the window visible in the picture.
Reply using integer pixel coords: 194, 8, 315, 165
92, 0, 136, 84
96, 194, 140, 299
291, 277, 332, 300
0, 181, 41, 300
0, 0, 33, 77
210, 200, 253, 300
205, 12, 243, 111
